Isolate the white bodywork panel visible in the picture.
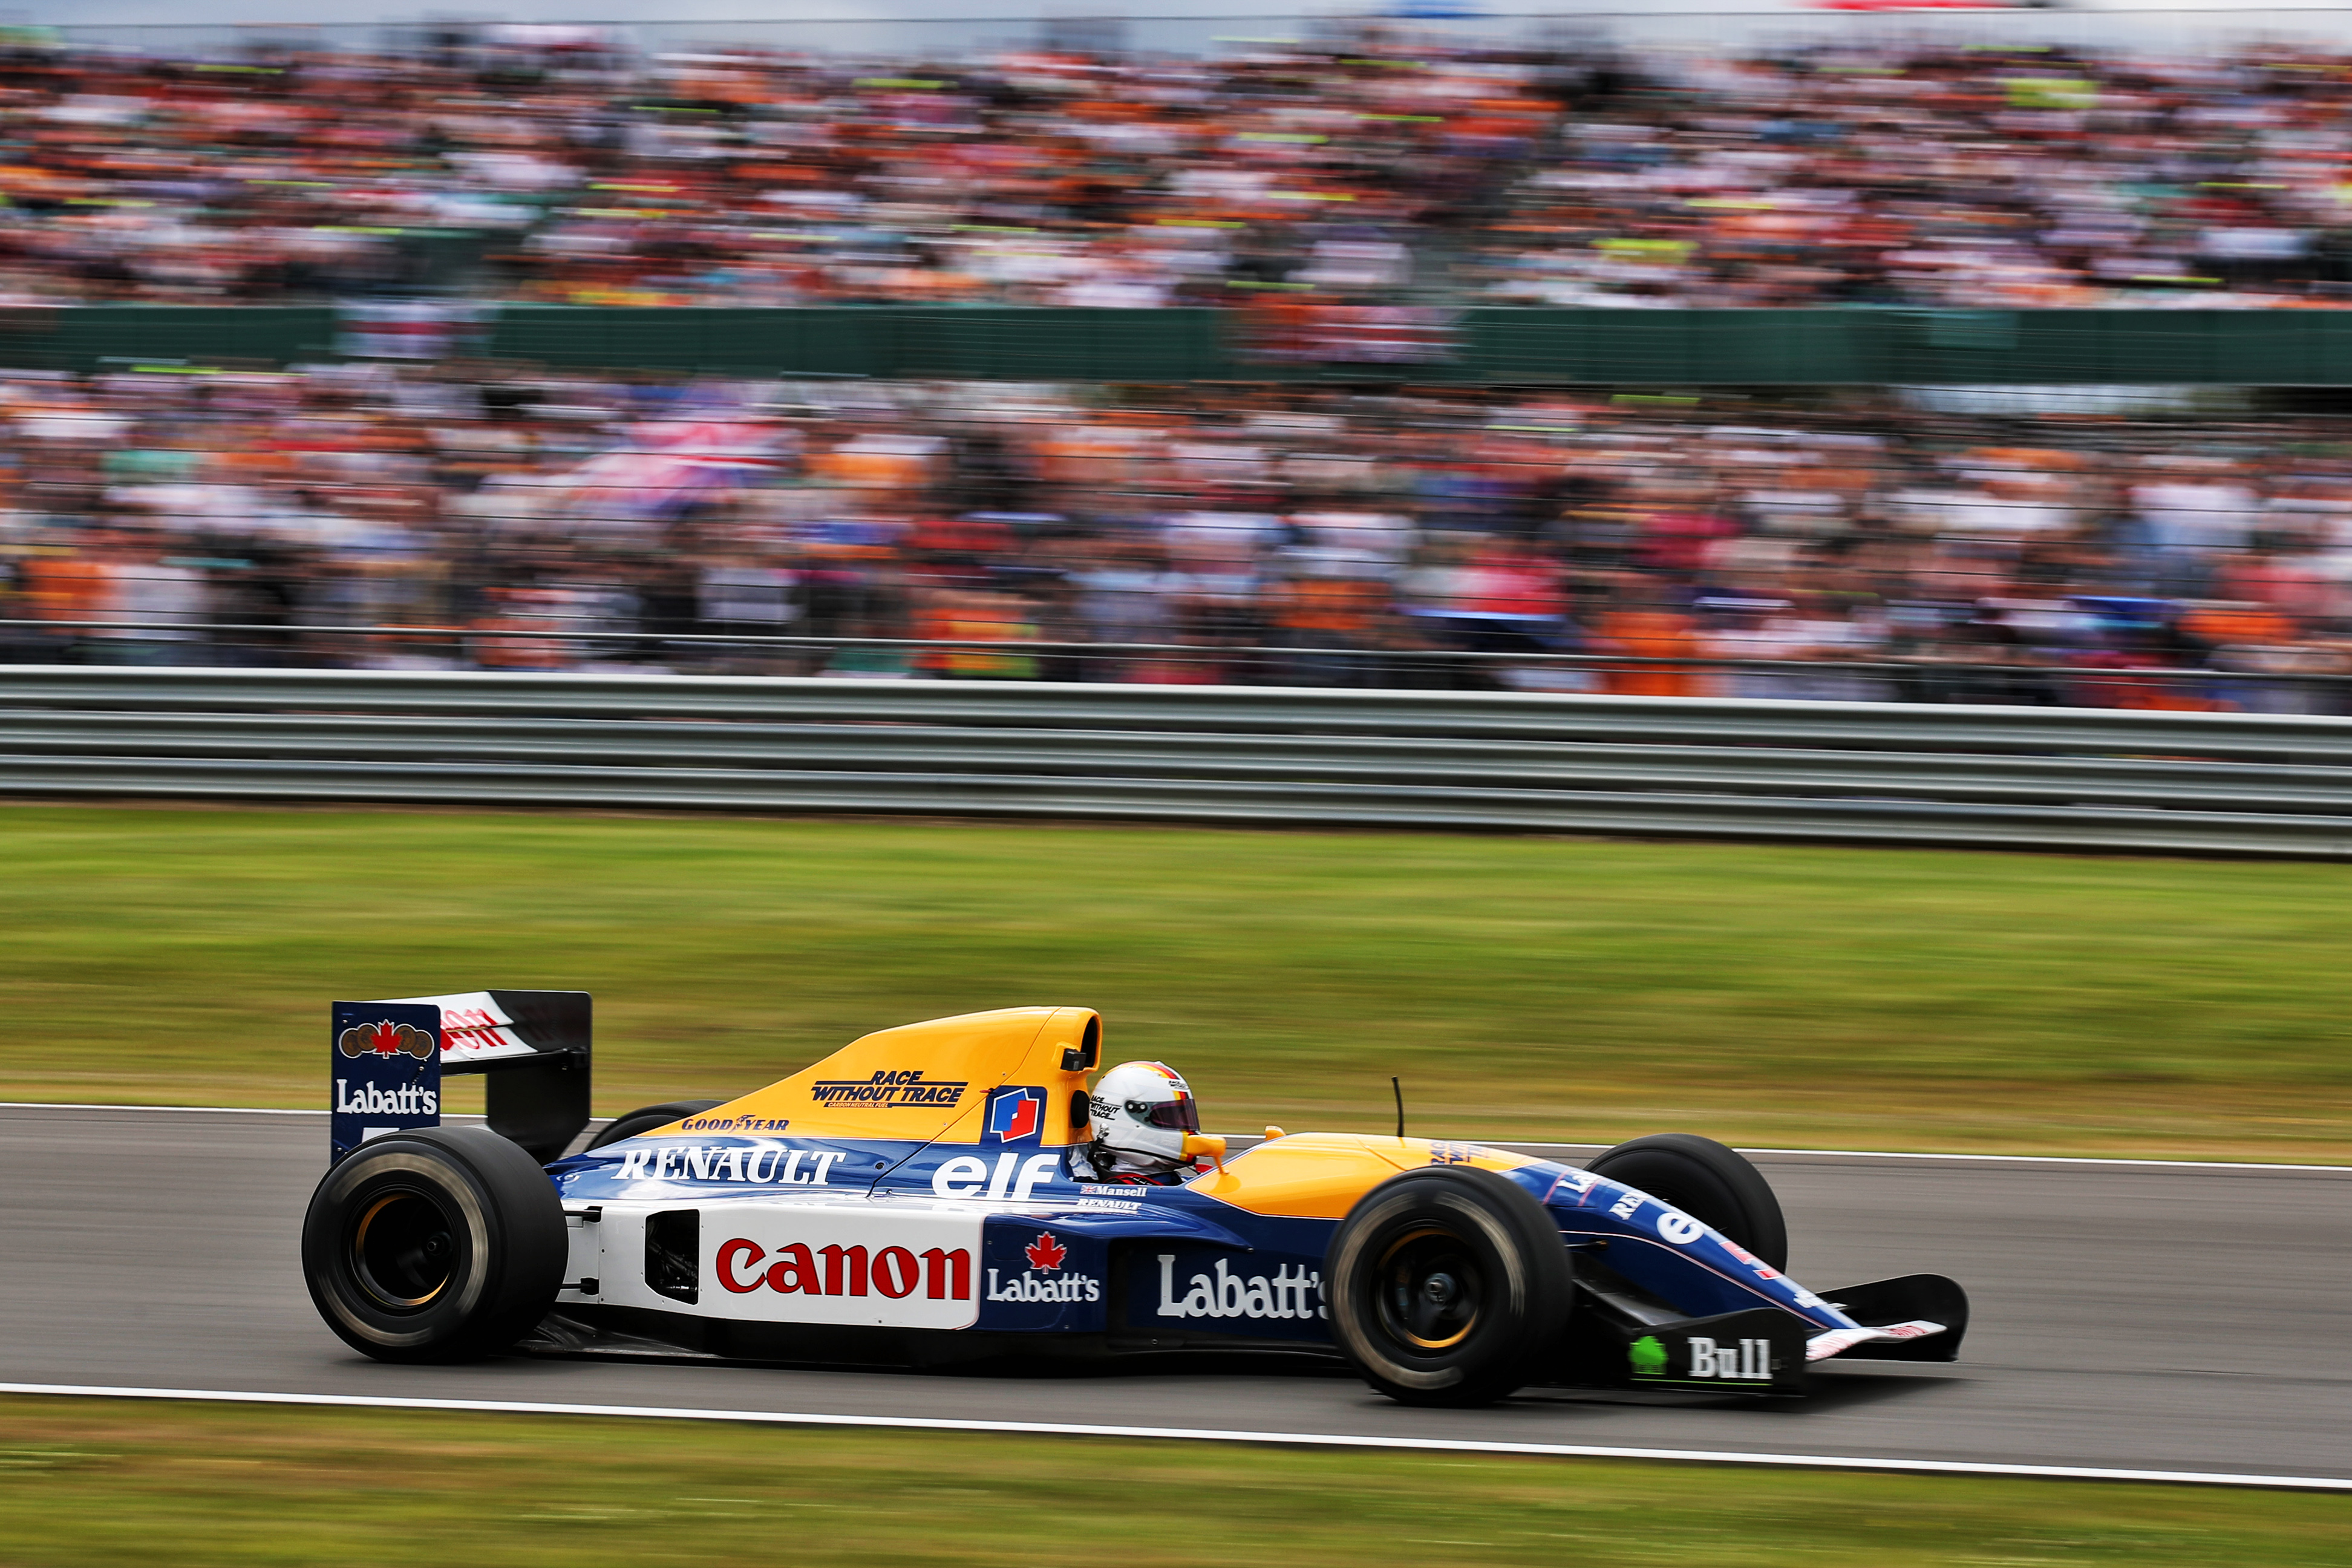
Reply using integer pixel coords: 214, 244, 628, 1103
562, 1194, 997, 1330
377, 991, 539, 1064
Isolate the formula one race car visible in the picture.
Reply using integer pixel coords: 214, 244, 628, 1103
304, 993, 1967, 1405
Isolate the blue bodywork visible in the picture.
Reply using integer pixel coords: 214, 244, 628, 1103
548, 1130, 1872, 1345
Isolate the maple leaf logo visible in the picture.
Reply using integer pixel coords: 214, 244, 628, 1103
337, 1021, 436, 1062
1024, 1232, 1067, 1272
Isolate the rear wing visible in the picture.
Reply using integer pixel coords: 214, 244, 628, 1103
330, 990, 590, 1165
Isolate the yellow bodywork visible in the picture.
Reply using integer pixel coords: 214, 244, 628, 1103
631, 1007, 1530, 1221
650, 1006, 1099, 1146
1189, 1132, 1532, 1219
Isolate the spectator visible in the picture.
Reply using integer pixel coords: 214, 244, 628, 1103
0, 358, 2347, 710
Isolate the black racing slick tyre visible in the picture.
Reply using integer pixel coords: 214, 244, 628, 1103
1325, 1166, 1575, 1408
302, 1125, 567, 1363
585, 1100, 724, 1151
1585, 1132, 1788, 1271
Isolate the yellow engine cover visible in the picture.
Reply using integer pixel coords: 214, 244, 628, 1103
649, 1006, 1099, 1146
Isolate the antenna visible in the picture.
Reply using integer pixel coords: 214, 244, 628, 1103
1392, 1076, 1405, 1140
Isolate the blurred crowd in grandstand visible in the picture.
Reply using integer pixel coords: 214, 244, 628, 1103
3, 361, 2350, 710
8, 25, 2352, 310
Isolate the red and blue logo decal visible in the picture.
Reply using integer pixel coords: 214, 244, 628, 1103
984, 1086, 1045, 1144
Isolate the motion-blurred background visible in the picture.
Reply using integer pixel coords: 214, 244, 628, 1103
7, 7, 2352, 708
8, 18, 2352, 1557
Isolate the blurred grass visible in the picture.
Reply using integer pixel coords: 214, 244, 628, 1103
4, 803, 2351, 1158
0, 1395, 2344, 1568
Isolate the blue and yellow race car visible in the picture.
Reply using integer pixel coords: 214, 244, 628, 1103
304, 993, 1966, 1406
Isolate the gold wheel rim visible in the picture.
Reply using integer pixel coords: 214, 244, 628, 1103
1379, 1226, 1477, 1350
353, 1192, 450, 1308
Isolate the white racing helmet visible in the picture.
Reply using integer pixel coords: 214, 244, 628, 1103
1088, 1060, 1201, 1177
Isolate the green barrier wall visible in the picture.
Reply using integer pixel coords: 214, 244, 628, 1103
2, 305, 2347, 384
489, 306, 1240, 380
0, 307, 339, 371
1457, 309, 2352, 386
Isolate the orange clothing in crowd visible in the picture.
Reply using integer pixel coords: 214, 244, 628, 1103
21, 552, 111, 623
912, 599, 1037, 678
1272, 577, 1383, 638
1595, 608, 1701, 697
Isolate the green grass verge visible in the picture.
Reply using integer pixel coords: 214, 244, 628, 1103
0, 1396, 2343, 1567
7, 803, 2351, 1158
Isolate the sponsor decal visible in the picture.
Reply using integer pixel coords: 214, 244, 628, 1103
436, 1001, 523, 1060
983, 1085, 1045, 1144
615, 1143, 849, 1186
1718, 1238, 1780, 1281
677, 1114, 791, 1135
1809, 1319, 1939, 1361
984, 1230, 1102, 1304
1689, 1336, 1773, 1381
1609, 1191, 1644, 1221
810, 1070, 967, 1109
330, 1000, 441, 1165
1071, 1197, 1143, 1214
336, 1021, 434, 1062
1789, 1285, 1828, 1311
333, 1079, 438, 1117
1630, 1334, 1774, 1382
930, 1151, 1062, 1201
1427, 1142, 1475, 1166
1547, 1168, 1599, 1206
698, 1210, 984, 1330
717, 1238, 970, 1300
1155, 1255, 1324, 1321
1655, 1210, 1705, 1246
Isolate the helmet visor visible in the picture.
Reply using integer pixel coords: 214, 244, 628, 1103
1136, 1096, 1200, 1133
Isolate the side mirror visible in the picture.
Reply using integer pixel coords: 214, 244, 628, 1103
1183, 1133, 1227, 1172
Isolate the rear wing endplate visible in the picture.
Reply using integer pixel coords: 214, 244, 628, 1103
330, 990, 590, 1166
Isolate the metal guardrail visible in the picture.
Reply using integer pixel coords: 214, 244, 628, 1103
4, 666, 2350, 858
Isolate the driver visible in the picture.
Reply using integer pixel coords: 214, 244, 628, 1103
1085, 1060, 1203, 1185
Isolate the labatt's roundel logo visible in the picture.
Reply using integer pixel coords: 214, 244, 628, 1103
987, 1230, 1101, 1304
337, 1021, 434, 1061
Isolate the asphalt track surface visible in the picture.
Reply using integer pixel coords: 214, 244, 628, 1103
7, 1105, 2351, 1488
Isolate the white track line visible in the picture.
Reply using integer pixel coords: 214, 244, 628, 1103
1, 1383, 2343, 1492
5, 1103, 2348, 1174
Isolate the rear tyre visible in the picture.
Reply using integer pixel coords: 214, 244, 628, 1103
1585, 1132, 1788, 1271
1325, 1166, 1574, 1407
302, 1125, 567, 1363
586, 1100, 724, 1151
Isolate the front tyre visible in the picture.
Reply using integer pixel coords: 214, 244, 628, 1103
1586, 1132, 1788, 1270
302, 1125, 567, 1363
1325, 1166, 1573, 1407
